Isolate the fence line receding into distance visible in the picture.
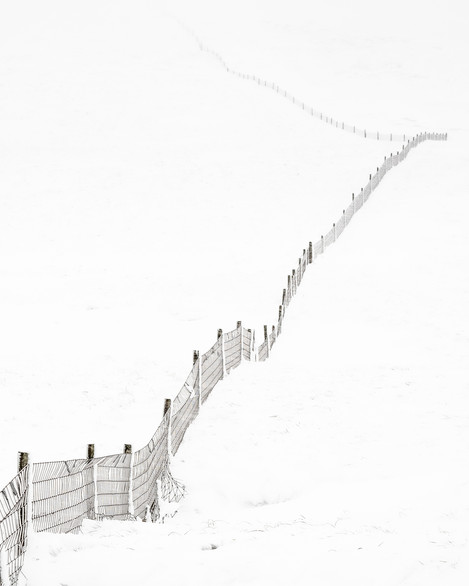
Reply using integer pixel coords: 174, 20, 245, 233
177, 21, 446, 144
0, 129, 446, 586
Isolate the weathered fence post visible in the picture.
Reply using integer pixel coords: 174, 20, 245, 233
18, 452, 28, 473
163, 398, 172, 458
87, 444, 95, 460
237, 321, 243, 362
264, 325, 269, 359
124, 444, 134, 517
218, 329, 226, 378
193, 351, 201, 408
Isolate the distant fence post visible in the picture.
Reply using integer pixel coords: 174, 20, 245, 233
333, 223, 336, 242
308, 241, 313, 263
237, 321, 243, 362
352, 193, 355, 214
218, 329, 225, 378
87, 444, 94, 460
264, 325, 269, 359
321, 235, 325, 254
247, 329, 252, 360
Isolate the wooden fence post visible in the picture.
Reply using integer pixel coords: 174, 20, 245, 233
163, 399, 171, 417
321, 235, 324, 254
237, 321, 243, 362
308, 241, 313, 263
87, 444, 95, 460
333, 223, 336, 242
264, 325, 269, 358
247, 329, 252, 360
218, 329, 225, 378
18, 452, 28, 473
193, 351, 201, 407
352, 193, 355, 214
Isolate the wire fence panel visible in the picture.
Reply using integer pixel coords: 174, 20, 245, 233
96, 453, 131, 520
269, 328, 277, 349
258, 340, 268, 362
363, 181, 372, 202
171, 363, 200, 455
345, 202, 355, 225
0, 467, 29, 586
32, 459, 95, 534
324, 227, 335, 248
131, 413, 169, 520
355, 193, 364, 212
313, 239, 323, 256
336, 214, 346, 237
224, 328, 242, 373
201, 337, 223, 404
242, 328, 252, 361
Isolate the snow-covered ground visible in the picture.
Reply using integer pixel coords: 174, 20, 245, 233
1, 0, 468, 584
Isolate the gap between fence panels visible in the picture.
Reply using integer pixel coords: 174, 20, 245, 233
0, 131, 447, 584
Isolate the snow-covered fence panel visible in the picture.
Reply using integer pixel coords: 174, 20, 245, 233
131, 412, 170, 520
0, 466, 29, 586
242, 328, 253, 361
31, 459, 95, 534
201, 337, 224, 404
223, 327, 242, 373
95, 453, 132, 520
171, 362, 200, 455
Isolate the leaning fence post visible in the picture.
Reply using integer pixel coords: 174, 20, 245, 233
218, 329, 226, 378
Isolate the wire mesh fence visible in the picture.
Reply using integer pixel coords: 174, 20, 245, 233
0, 131, 447, 584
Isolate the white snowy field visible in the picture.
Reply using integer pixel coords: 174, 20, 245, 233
1, 0, 469, 583
25, 130, 469, 585
0, 0, 409, 479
